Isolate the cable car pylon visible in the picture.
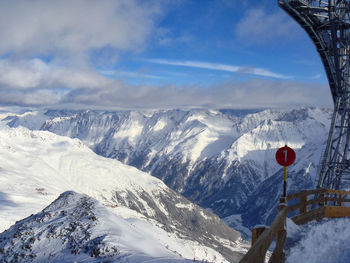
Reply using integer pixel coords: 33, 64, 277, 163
279, 0, 350, 189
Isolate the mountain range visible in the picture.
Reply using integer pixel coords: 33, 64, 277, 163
4, 107, 331, 235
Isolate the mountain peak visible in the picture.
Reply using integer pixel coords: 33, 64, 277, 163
0, 191, 194, 262
0, 191, 120, 262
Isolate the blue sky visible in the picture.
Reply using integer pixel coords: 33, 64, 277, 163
0, 0, 332, 110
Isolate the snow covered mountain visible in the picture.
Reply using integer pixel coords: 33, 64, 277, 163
4, 107, 331, 233
0, 123, 244, 262
0, 191, 192, 263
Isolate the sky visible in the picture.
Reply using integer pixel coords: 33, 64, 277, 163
0, 0, 333, 110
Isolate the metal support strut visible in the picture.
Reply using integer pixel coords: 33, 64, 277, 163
279, 0, 350, 190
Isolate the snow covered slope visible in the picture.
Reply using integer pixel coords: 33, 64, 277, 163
0, 124, 244, 262
5, 107, 331, 232
0, 191, 195, 262
286, 218, 350, 263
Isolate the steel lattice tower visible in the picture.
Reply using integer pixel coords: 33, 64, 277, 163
279, 0, 350, 190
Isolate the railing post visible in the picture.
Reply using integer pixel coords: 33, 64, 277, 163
339, 194, 343, 206
321, 192, 326, 206
278, 197, 287, 211
251, 226, 267, 246
300, 191, 308, 214
276, 196, 287, 260
268, 229, 286, 263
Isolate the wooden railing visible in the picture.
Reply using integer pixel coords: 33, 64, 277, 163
239, 188, 350, 263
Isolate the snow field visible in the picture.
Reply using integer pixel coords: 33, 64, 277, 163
286, 218, 350, 263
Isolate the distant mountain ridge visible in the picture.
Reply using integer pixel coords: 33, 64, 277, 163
5, 107, 331, 233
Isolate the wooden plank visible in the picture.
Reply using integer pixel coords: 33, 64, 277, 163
321, 192, 325, 207
252, 227, 267, 246
291, 207, 326, 225
300, 194, 308, 214
287, 189, 324, 201
287, 188, 350, 202
325, 197, 350, 203
287, 192, 302, 201
287, 198, 323, 213
268, 230, 286, 263
325, 206, 350, 218
239, 207, 288, 263
324, 189, 350, 196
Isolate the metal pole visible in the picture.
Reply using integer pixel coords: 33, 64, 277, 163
283, 166, 287, 198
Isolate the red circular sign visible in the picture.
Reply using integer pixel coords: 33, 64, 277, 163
275, 145, 296, 166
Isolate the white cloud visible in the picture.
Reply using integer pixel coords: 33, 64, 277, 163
146, 58, 291, 79
311, 73, 322, 80
100, 70, 165, 80
0, 0, 163, 60
235, 8, 301, 45
0, 88, 64, 107
156, 28, 194, 47
0, 59, 49, 89
56, 78, 332, 110
0, 59, 111, 90
0, 58, 331, 109
0, 54, 332, 110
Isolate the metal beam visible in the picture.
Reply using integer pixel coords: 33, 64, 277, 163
279, 0, 350, 190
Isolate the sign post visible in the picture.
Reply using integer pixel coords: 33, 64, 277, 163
275, 145, 296, 199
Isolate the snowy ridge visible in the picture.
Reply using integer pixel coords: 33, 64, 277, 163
0, 123, 244, 262
5, 107, 332, 232
0, 191, 195, 262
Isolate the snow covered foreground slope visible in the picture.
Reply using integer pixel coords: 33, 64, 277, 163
5, 107, 332, 232
0, 191, 193, 262
0, 124, 244, 262
286, 218, 350, 263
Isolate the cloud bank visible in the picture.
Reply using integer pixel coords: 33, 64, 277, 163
0, 58, 332, 109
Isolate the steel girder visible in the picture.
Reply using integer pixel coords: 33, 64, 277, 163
279, 0, 350, 189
